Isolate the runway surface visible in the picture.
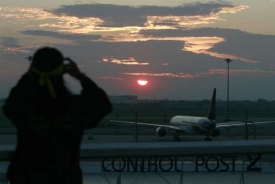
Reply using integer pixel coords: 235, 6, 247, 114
1, 121, 275, 144
0, 133, 275, 145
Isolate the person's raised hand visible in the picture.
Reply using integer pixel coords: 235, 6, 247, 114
63, 57, 85, 80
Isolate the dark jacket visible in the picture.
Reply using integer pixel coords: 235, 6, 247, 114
3, 73, 112, 184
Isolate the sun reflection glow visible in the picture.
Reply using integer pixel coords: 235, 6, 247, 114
137, 80, 148, 85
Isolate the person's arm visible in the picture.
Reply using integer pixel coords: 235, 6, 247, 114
75, 75, 112, 129
64, 58, 112, 129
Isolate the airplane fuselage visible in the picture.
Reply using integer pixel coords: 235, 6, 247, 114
170, 116, 216, 135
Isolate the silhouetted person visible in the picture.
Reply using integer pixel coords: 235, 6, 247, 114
3, 47, 112, 184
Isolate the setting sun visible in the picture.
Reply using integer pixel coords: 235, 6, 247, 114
137, 80, 148, 86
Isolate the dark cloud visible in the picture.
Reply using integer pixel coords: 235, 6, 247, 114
19, 27, 275, 73
48, 39, 256, 78
0, 37, 21, 48
140, 27, 246, 37
21, 30, 102, 42
9, 27, 275, 73
140, 28, 275, 65
49, 2, 236, 27
0, 37, 30, 54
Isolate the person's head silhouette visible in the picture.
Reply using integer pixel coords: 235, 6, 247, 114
30, 47, 65, 98
32, 47, 64, 71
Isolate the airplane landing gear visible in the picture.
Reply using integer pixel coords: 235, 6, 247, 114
204, 134, 212, 141
174, 131, 181, 141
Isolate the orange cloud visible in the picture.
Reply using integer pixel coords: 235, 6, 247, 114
102, 57, 149, 65
103, 36, 258, 64
0, 4, 248, 35
204, 69, 275, 76
3, 47, 29, 53
123, 72, 199, 78
145, 5, 248, 28
123, 69, 275, 79
182, 37, 259, 63
1, 5, 255, 65
98, 76, 123, 80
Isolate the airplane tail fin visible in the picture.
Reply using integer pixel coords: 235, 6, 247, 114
207, 88, 216, 121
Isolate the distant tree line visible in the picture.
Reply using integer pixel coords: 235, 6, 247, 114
110, 99, 275, 119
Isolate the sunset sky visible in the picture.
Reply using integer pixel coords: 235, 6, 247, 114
1, 0, 275, 100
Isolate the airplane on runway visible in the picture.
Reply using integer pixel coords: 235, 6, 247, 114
110, 88, 275, 141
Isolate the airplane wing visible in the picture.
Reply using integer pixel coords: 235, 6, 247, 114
216, 121, 275, 128
110, 120, 183, 131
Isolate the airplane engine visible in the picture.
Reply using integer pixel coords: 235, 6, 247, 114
210, 129, 220, 137
156, 127, 167, 137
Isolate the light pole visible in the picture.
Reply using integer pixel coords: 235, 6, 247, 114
225, 58, 232, 121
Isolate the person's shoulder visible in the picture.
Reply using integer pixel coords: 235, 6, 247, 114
15, 72, 33, 86
20, 71, 33, 81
